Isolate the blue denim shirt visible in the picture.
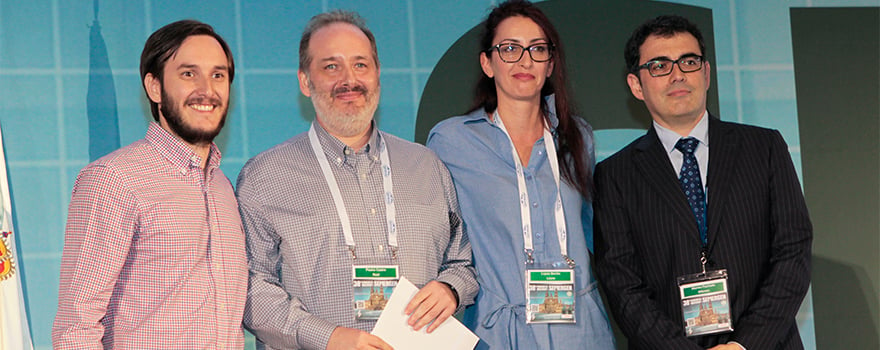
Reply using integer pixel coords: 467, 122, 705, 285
427, 99, 615, 350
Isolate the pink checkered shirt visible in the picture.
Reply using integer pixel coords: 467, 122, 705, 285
53, 123, 248, 349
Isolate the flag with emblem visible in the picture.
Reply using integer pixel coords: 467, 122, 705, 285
0, 122, 34, 350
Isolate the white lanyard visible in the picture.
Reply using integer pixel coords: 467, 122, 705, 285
308, 124, 398, 260
493, 111, 573, 268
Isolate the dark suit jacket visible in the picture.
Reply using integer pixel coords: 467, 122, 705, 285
593, 116, 812, 349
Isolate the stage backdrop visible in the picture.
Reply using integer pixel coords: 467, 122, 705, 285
1, 0, 877, 348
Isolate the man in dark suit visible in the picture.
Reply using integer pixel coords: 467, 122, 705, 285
593, 15, 812, 350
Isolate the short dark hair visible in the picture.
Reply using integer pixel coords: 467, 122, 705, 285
624, 15, 706, 75
140, 20, 235, 121
299, 10, 379, 73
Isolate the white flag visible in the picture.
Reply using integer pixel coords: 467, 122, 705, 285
0, 123, 34, 350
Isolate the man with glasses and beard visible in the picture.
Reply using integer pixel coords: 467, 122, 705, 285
236, 10, 477, 350
53, 20, 247, 349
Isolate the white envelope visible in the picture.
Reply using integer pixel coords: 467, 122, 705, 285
371, 277, 479, 350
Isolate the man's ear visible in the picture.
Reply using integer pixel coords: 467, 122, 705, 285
145, 73, 162, 103
298, 69, 312, 97
626, 73, 645, 101
703, 61, 711, 91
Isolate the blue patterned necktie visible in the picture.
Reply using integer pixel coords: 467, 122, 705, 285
675, 137, 708, 245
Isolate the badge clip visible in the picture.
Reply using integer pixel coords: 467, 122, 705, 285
700, 250, 708, 275
563, 255, 576, 269
524, 248, 535, 265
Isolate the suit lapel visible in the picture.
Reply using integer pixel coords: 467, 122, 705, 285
633, 128, 703, 245
706, 116, 741, 250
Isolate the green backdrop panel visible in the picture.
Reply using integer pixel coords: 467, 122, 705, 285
792, 7, 880, 349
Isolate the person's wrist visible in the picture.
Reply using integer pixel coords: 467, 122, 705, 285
439, 281, 459, 306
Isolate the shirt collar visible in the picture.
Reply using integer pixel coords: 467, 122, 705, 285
465, 94, 561, 132
653, 110, 709, 154
146, 122, 222, 173
312, 120, 381, 163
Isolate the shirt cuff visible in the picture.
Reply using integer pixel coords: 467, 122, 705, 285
296, 314, 338, 350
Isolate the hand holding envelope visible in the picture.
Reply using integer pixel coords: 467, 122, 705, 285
371, 277, 479, 350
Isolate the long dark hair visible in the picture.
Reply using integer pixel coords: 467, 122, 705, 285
472, 0, 592, 199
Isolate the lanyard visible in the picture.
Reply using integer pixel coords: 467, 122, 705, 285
493, 111, 573, 268
308, 124, 398, 260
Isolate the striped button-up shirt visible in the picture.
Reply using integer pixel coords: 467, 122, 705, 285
52, 122, 248, 349
236, 122, 478, 350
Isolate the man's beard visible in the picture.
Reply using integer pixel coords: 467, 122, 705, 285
311, 81, 379, 138
160, 89, 227, 145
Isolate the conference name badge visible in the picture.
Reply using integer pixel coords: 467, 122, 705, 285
353, 265, 399, 320
677, 269, 734, 337
526, 269, 576, 324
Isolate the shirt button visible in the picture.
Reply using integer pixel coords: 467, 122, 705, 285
535, 232, 543, 238
370, 208, 377, 215
526, 175, 533, 181
532, 202, 539, 208
360, 173, 367, 180
336, 157, 342, 163
344, 149, 352, 155
378, 245, 384, 252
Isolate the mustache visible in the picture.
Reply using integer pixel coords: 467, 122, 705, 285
332, 84, 368, 96
185, 95, 223, 106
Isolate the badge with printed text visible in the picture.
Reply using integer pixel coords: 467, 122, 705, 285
526, 269, 576, 324
353, 265, 399, 320
677, 269, 734, 337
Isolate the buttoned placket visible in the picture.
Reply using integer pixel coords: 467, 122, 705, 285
525, 139, 547, 256
350, 148, 387, 259
192, 154, 228, 347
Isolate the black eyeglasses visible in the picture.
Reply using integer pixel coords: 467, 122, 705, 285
486, 43, 553, 63
637, 54, 704, 77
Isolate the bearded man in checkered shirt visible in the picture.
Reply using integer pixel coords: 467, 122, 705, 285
236, 10, 478, 350
52, 20, 248, 349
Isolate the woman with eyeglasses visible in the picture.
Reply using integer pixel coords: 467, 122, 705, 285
426, 1, 615, 349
